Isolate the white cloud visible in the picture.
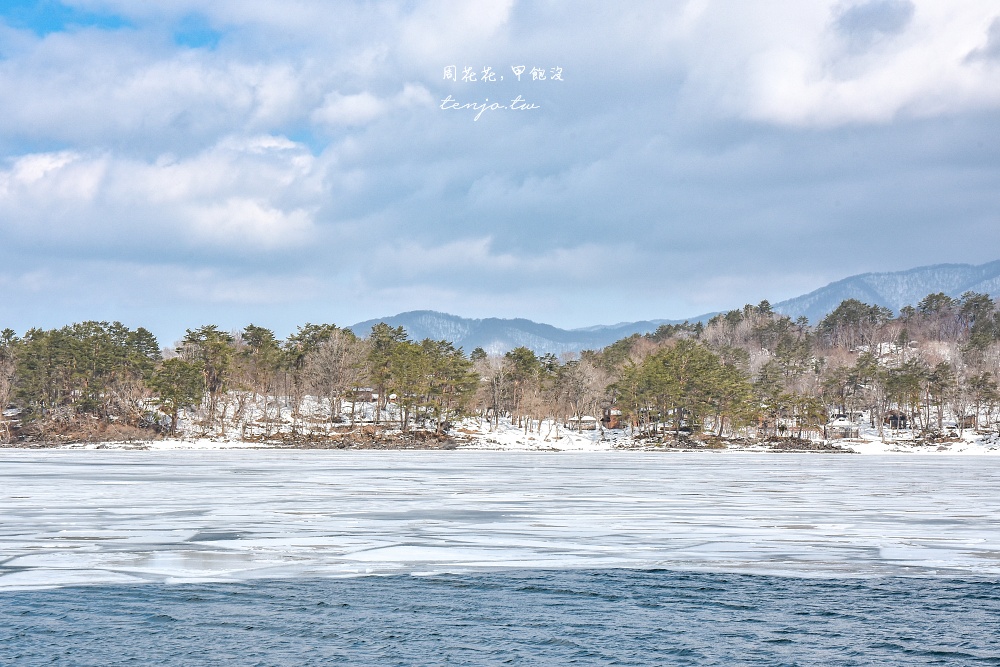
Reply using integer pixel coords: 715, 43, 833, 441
0, 151, 108, 211
0, 29, 317, 149
9, 1, 995, 138
312, 84, 434, 127
397, 0, 516, 64
2, 151, 83, 188
2, 0, 1000, 334
729, 1, 1000, 125
161, 265, 322, 304
186, 198, 313, 248
0, 135, 322, 252
312, 91, 387, 127
368, 236, 612, 289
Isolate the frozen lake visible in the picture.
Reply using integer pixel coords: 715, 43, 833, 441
3, 451, 1000, 589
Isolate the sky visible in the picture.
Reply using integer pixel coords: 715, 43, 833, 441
1, 0, 999, 345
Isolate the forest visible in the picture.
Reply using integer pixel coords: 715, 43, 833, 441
2, 291, 999, 445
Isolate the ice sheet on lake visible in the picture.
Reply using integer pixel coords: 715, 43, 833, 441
2, 451, 1000, 589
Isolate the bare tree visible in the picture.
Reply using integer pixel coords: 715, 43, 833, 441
0, 351, 15, 443
474, 354, 512, 431
304, 330, 369, 426
558, 359, 609, 430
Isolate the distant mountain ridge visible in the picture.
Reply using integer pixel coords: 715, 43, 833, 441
773, 260, 1000, 323
350, 260, 1000, 355
348, 311, 702, 356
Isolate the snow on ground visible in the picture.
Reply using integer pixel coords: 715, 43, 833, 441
48, 417, 1000, 454
455, 417, 623, 452
61, 438, 267, 451
843, 431, 1000, 455
820, 414, 1000, 455
342, 412, 1000, 455
37, 397, 1000, 454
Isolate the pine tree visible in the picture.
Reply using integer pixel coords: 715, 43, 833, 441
150, 359, 205, 435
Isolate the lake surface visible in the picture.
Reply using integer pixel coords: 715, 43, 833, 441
3, 451, 1000, 664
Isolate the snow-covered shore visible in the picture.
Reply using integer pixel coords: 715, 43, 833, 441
433, 418, 1000, 454
9, 392, 997, 455
37, 415, 1000, 455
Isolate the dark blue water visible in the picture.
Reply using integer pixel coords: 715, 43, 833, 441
3, 570, 999, 666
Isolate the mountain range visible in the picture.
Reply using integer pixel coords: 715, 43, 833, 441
771, 260, 1000, 323
350, 260, 1000, 355
348, 311, 706, 356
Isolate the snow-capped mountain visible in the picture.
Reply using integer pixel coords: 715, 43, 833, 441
773, 260, 1000, 323
351, 260, 1000, 354
348, 311, 695, 356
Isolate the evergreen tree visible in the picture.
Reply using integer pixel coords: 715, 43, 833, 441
180, 325, 235, 428
150, 359, 205, 435
366, 323, 408, 423
0, 329, 18, 442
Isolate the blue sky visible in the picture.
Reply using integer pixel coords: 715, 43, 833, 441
1, 1, 999, 345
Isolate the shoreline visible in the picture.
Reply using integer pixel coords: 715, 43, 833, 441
6, 416, 999, 455
3, 437, 997, 455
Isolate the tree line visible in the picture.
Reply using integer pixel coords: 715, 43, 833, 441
2, 290, 1000, 443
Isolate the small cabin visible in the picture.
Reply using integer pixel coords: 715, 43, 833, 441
825, 424, 860, 439
348, 388, 377, 402
566, 415, 599, 431
957, 415, 977, 429
601, 408, 623, 430
883, 410, 908, 429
